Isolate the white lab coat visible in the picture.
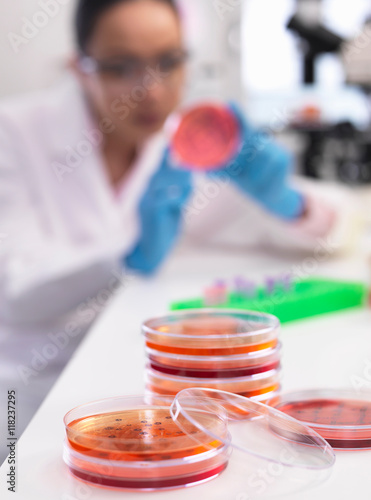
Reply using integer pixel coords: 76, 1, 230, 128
0, 75, 169, 457
0, 74, 357, 460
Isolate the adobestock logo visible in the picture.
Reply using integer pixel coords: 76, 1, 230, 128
110, 66, 171, 121
52, 123, 115, 183
0, 233, 8, 252
213, 0, 243, 21
52, 65, 169, 183
343, 24, 371, 63
350, 359, 371, 393
8, 0, 72, 54
16, 268, 131, 386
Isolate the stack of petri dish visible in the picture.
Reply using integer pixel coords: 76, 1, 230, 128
142, 310, 282, 402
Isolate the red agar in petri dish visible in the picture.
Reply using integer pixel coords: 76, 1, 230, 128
271, 390, 371, 449
149, 360, 281, 379
171, 104, 241, 171
145, 344, 282, 372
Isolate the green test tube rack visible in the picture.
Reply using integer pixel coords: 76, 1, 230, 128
170, 278, 369, 324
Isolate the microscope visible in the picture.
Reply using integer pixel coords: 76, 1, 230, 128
287, 0, 371, 185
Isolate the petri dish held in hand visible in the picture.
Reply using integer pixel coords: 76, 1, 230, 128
269, 389, 371, 450
170, 103, 241, 171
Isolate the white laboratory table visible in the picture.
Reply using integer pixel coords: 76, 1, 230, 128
1, 243, 371, 500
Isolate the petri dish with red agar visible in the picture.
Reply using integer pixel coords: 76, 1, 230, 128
146, 343, 281, 379
269, 389, 371, 450
145, 365, 281, 399
170, 103, 241, 171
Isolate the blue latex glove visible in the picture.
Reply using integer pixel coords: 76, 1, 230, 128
124, 148, 193, 275
209, 102, 305, 220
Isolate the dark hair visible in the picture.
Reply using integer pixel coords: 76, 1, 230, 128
75, 0, 179, 54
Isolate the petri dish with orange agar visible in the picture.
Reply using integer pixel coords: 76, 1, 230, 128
170, 103, 241, 171
270, 389, 371, 450
64, 390, 335, 493
63, 396, 229, 491
142, 310, 280, 356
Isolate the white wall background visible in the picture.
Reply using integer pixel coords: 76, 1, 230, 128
0, 0, 243, 102
0, 0, 76, 98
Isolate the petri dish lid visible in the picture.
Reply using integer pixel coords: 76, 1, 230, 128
64, 395, 230, 462
145, 342, 282, 363
171, 388, 335, 471
269, 389, 371, 449
142, 309, 280, 350
170, 103, 241, 171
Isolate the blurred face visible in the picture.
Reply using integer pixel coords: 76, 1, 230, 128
76, 0, 186, 145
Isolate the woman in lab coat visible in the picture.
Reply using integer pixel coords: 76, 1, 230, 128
0, 0, 337, 457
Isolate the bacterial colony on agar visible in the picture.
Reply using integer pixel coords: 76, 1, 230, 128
64, 397, 229, 490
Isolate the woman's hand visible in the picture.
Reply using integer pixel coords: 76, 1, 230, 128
209, 102, 305, 221
290, 194, 337, 240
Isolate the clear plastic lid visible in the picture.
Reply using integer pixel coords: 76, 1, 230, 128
142, 309, 280, 356
171, 388, 335, 471
64, 395, 229, 461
